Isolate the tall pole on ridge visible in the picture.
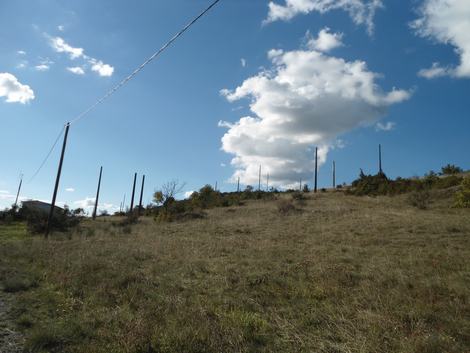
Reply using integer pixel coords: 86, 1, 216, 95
130, 173, 137, 214
258, 165, 261, 191
92, 166, 103, 220
379, 144, 383, 175
314, 147, 318, 193
333, 161, 336, 189
138, 175, 145, 216
46, 123, 70, 238
237, 177, 240, 193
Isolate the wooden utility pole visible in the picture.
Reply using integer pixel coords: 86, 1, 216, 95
92, 166, 103, 220
138, 175, 145, 215
266, 173, 269, 191
379, 144, 383, 174
129, 173, 137, 214
237, 177, 240, 193
333, 161, 336, 189
14, 174, 23, 209
122, 194, 126, 212
314, 147, 318, 193
46, 123, 70, 238
299, 178, 302, 191
258, 165, 261, 191
215, 181, 218, 192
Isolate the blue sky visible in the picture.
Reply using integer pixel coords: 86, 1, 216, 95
1, 0, 469, 213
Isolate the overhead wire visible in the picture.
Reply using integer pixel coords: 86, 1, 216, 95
27, 124, 66, 183
69, 0, 221, 125
26, 0, 222, 182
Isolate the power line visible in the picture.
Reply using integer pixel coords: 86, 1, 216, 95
27, 125, 66, 183
26, 0, 222, 183
69, 0, 222, 125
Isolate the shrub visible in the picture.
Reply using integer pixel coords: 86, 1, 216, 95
408, 190, 431, 210
277, 199, 296, 215
349, 171, 390, 196
21, 206, 80, 234
291, 192, 305, 201
441, 164, 463, 175
454, 177, 470, 208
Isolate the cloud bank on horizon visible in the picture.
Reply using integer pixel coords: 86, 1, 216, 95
220, 29, 411, 188
265, 0, 384, 34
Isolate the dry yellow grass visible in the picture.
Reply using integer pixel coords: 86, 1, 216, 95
1, 191, 469, 352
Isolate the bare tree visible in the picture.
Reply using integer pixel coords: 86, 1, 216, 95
153, 180, 186, 206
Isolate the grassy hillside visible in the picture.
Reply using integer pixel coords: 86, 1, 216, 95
1, 191, 469, 353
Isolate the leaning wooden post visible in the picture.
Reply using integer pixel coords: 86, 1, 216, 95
129, 173, 137, 214
92, 166, 103, 220
237, 177, 240, 193
14, 174, 23, 209
46, 123, 70, 238
138, 175, 145, 216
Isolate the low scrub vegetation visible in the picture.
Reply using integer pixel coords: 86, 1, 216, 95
348, 165, 465, 197
454, 176, 470, 208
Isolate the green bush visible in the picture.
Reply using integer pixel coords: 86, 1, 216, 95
408, 190, 431, 210
441, 164, 463, 175
20, 206, 81, 234
454, 177, 470, 208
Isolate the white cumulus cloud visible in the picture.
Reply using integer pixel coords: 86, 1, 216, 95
265, 0, 383, 35
219, 31, 410, 188
306, 28, 343, 52
0, 73, 35, 104
412, 0, 470, 78
90, 60, 114, 77
65, 188, 75, 192
184, 191, 195, 199
67, 67, 85, 75
73, 197, 117, 215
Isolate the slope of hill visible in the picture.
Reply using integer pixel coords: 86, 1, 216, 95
1, 191, 469, 353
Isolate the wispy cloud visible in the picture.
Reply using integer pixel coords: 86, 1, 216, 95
48, 35, 114, 77
241, 58, 247, 68
264, 0, 383, 35
67, 67, 85, 75
376, 121, 396, 132
50, 36, 84, 59
65, 187, 75, 192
